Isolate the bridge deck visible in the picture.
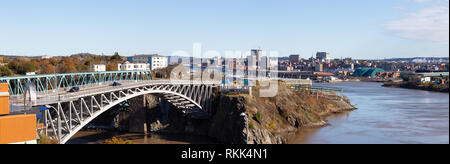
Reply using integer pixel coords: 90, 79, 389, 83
10, 80, 221, 109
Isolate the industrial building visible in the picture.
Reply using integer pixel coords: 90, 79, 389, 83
353, 68, 386, 77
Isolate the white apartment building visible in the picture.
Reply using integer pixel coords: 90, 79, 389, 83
127, 54, 168, 70
316, 52, 330, 62
40, 55, 53, 59
91, 64, 106, 72
118, 61, 150, 71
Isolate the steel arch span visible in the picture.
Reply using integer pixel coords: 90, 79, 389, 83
40, 82, 218, 144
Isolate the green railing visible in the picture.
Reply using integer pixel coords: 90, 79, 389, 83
289, 85, 344, 101
0, 70, 152, 95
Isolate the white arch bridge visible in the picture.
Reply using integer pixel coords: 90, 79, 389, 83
33, 80, 220, 144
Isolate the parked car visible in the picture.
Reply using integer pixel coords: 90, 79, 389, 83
69, 86, 80, 92
112, 82, 122, 86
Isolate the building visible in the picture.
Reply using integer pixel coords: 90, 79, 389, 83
118, 61, 150, 71
0, 83, 37, 144
210, 56, 221, 67
40, 55, 53, 59
248, 49, 262, 69
289, 54, 301, 63
376, 72, 401, 79
315, 63, 323, 72
26, 72, 36, 76
251, 49, 262, 61
149, 55, 169, 70
316, 52, 330, 62
90, 64, 106, 72
353, 68, 386, 77
248, 49, 262, 68
127, 54, 168, 70
420, 77, 432, 83
260, 56, 271, 69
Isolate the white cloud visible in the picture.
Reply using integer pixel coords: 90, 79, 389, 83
385, 2, 449, 42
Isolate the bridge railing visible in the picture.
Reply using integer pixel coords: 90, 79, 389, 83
0, 70, 152, 95
289, 85, 344, 101
9, 80, 222, 110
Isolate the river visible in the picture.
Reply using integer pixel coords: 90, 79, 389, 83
290, 82, 449, 144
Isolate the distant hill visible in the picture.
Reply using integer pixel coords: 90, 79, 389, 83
381, 57, 449, 63
70, 53, 99, 59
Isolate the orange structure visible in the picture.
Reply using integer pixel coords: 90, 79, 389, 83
0, 114, 37, 144
0, 83, 9, 115
0, 83, 37, 144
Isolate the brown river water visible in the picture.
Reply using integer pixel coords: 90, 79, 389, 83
68, 82, 449, 144
291, 82, 449, 144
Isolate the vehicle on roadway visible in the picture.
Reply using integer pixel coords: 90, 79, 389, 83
69, 86, 80, 92
112, 82, 122, 86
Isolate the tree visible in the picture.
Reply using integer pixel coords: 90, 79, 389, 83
111, 52, 122, 61
106, 63, 118, 71
58, 57, 77, 73
0, 66, 13, 76
23, 62, 36, 73
39, 63, 56, 74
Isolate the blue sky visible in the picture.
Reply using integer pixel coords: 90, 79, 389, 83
0, 0, 448, 59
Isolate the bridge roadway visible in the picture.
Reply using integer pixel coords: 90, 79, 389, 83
12, 80, 220, 107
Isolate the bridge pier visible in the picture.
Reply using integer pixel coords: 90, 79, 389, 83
128, 96, 147, 133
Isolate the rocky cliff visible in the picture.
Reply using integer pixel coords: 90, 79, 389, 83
206, 82, 356, 144
144, 82, 356, 144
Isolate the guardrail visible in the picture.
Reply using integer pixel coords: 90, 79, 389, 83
289, 85, 344, 101
9, 80, 222, 113
0, 70, 152, 95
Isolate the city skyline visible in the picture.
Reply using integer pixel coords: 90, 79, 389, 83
0, 0, 449, 59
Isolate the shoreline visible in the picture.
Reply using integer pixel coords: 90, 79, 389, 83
283, 100, 358, 144
317, 79, 449, 93
383, 82, 449, 93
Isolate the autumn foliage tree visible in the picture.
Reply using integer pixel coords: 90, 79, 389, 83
1, 52, 125, 76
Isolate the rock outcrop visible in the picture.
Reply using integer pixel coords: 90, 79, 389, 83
210, 83, 355, 144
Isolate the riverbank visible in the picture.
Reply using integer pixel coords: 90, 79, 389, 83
383, 81, 449, 93
319, 77, 449, 93
294, 82, 449, 144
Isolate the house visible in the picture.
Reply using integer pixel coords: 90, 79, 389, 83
91, 64, 106, 72
420, 77, 431, 83
117, 61, 150, 71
